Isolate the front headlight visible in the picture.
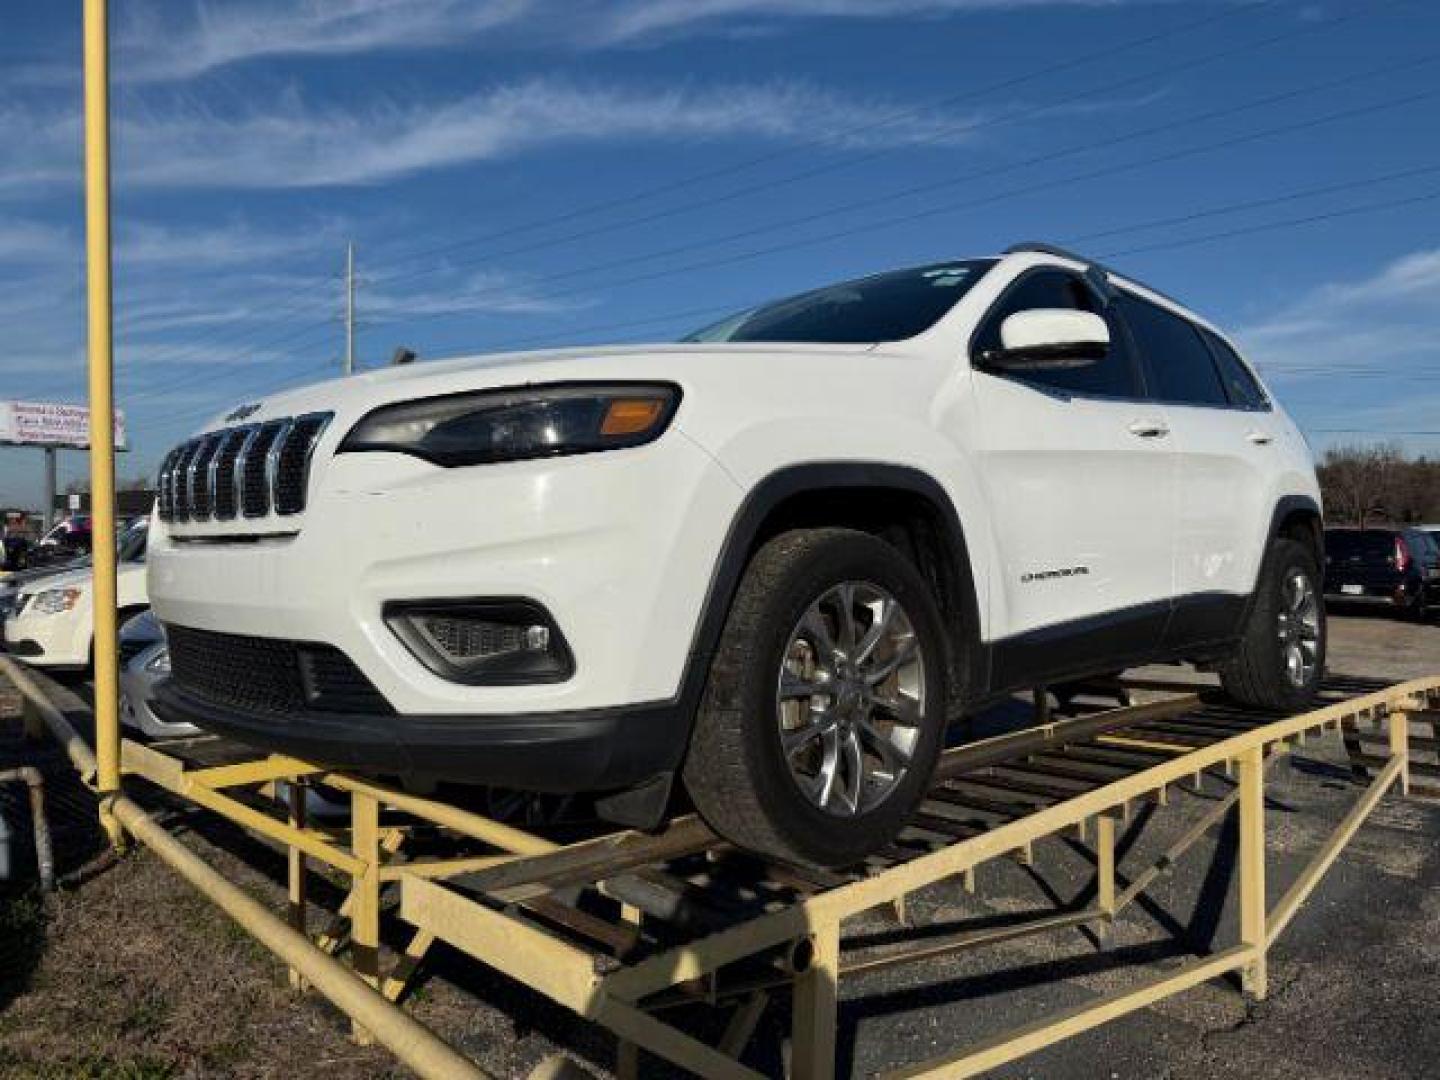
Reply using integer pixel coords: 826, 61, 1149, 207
339, 383, 680, 467
32, 587, 83, 615
145, 648, 171, 674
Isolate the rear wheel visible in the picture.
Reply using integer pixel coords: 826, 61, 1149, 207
683, 528, 950, 867
1219, 537, 1325, 711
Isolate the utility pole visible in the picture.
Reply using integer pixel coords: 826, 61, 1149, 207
344, 242, 356, 376
42, 448, 56, 532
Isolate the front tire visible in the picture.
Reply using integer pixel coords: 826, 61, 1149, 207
1219, 537, 1326, 712
683, 528, 950, 867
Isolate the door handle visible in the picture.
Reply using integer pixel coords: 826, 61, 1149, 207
1246, 430, 1274, 445
1128, 420, 1170, 438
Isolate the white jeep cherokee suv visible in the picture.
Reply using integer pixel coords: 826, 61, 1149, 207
147, 244, 1325, 866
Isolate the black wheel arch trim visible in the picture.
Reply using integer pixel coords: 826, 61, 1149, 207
1269, 493, 1324, 560
1235, 493, 1324, 633
678, 461, 985, 718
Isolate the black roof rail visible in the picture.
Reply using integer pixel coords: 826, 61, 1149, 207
1002, 241, 1189, 311
1002, 241, 1107, 267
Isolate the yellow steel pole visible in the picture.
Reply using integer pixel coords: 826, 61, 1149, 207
1237, 746, 1268, 1000
790, 919, 840, 1080
82, 0, 122, 846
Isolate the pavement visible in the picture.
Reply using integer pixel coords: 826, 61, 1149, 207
0, 610, 1437, 1078
830, 611, 1440, 1080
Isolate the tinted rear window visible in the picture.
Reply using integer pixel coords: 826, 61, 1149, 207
1200, 329, 1269, 411
1115, 291, 1228, 407
1325, 531, 1395, 558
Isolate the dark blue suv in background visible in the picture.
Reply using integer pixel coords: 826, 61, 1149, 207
1324, 527, 1440, 621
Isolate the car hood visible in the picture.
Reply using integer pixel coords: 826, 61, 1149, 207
1, 559, 89, 589
186, 341, 904, 435
15, 561, 146, 594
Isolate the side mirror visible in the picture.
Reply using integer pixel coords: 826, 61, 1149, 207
979, 309, 1110, 372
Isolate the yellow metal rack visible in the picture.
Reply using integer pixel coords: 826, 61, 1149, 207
5, 654, 1436, 1079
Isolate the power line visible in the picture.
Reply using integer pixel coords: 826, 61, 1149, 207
428, 155, 1440, 358
370, 0, 1292, 277
115, 0, 1383, 374
116, 256, 357, 407
1061, 162, 1440, 245
226, 161, 1440, 370
412, 173, 1440, 361
107, 5, 1270, 379
125, 182, 1440, 461
389, 82, 1439, 328
1098, 189, 1440, 258
116, 79, 1439, 435
375, 23, 1430, 303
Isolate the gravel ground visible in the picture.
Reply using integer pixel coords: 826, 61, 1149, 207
0, 610, 1436, 1079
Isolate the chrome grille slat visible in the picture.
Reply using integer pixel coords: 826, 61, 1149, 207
170, 440, 201, 522
187, 435, 222, 520
212, 426, 252, 520
156, 447, 182, 521
157, 412, 332, 528
275, 413, 332, 515
241, 420, 288, 518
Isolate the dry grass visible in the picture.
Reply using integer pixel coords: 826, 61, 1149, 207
0, 839, 404, 1079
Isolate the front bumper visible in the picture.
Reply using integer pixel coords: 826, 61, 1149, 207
120, 645, 199, 738
2, 610, 90, 668
152, 680, 690, 789
149, 433, 741, 718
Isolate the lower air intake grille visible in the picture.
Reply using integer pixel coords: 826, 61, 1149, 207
117, 638, 150, 666
166, 625, 392, 716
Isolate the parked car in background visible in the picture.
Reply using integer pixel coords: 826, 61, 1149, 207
1324, 526, 1440, 621
1, 558, 83, 623
39, 515, 92, 552
119, 610, 196, 737
2, 520, 149, 669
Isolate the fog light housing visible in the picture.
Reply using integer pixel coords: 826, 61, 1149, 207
384, 600, 574, 685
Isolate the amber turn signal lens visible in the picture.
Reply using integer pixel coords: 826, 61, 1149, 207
600, 398, 666, 437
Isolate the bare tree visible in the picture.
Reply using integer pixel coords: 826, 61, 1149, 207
1319, 443, 1440, 525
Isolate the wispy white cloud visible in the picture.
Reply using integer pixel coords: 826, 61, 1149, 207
367, 268, 588, 320
116, 218, 345, 267
586, 0, 1152, 45
1, 79, 993, 192
0, 218, 74, 263
100, 0, 1182, 80
0, 103, 79, 193
115, 0, 535, 83
1237, 248, 1440, 378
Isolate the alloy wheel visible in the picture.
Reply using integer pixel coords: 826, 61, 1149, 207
1276, 569, 1321, 689
775, 581, 926, 816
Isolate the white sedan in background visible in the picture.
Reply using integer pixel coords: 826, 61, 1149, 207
2, 521, 149, 670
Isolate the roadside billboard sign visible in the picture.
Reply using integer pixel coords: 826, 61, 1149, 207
0, 400, 128, 451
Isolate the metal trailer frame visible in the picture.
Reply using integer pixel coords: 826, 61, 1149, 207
0, 765, 53, 889
6, 657, 1438, 1079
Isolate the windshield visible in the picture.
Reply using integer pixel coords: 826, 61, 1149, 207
118, 523, 148, 564
683, 260, 995, 344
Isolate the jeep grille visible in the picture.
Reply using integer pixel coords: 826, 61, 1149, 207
158, 412, 332, 524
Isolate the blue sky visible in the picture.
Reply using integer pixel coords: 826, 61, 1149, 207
1, 0, 1438, 506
